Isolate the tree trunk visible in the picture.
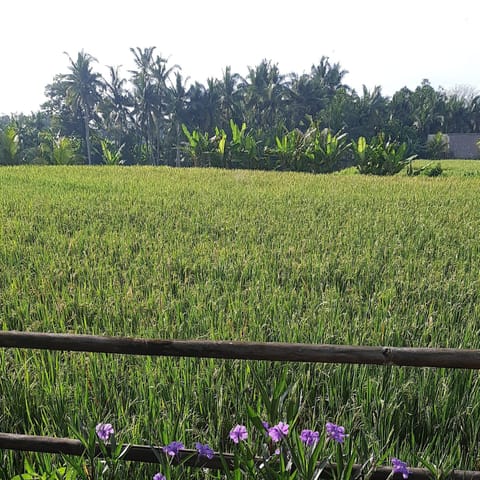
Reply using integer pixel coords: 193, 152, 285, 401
175, 121, 181, 167
84, 112, 92, 165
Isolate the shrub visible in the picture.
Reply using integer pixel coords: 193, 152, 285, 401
406, 161, 443, 177
353, 134, 416, 175
270, 125, 350, 173
426, 132, 449, 159
424, 162, 443, 177
37, 130, 83, 165
0, 124, 20, 165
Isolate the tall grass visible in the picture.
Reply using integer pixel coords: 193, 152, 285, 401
1, 166, 480, 476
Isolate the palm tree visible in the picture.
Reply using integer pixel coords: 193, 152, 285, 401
129, 47, 179, 164
217, 66, 243, 129
129, 47, 157, 164
288, 72, 329, 127
150, 54, 179, 164
62, 51, 103, 165
242, 59, 290, 137
348, 85, 388, 138
468, 96, 480, 133
167, 71, 189, 167
410, 80, 445, 138
288, 57, 349, 128
186, 79, 221, 133
444, 92, 470, 133
184, 81, 210, 133
309, 57, 349, 98
101, 65, 133, 148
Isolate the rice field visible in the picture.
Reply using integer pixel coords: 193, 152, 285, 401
1, 164, 480, 477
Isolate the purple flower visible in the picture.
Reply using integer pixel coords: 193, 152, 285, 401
392, 458, 409, 479
261, 421, 270, 431
326, 422, 346, 443
162, 440, 184, 457
268, 422, 289, 442
195, 442, 214, 459
95, 423, 114, 442
300, 429, 320, 446
153, 474, 166, 480
229, 425, 248, 443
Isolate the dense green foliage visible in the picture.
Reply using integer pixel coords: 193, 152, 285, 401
1, 50, 480, 168
352, 135, 416, 175
0, 125, 20, 165
182, 121, 352, 173
2, 166, 480, 477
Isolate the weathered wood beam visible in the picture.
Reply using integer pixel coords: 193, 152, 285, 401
1, 331, 480, 369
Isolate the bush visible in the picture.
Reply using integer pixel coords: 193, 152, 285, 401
426, 132, 449, 159
0, 124, 20, 165
406, 161, 443, 177
352, 134, 416, 176
424, 162, 443, 177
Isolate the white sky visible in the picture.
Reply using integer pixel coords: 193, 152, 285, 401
1, 0, 479, 115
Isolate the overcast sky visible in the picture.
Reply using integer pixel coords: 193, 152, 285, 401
1, 0, 479, 115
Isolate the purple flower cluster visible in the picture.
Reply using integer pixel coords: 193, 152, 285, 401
229, 424, 248, 443
392, 458, 409, 479
154, 440, 214, 479
325, 421, 346, 443
195, 442, 215, 459
95, 423, 114, 442
300, 429, 320, 446
96, 420, 408, 479
162, 440, 185, 457
268, 421, 289, 442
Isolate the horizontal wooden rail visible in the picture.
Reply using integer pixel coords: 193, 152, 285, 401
2, 433, 480, 480
0, 433, 228, 470
1, 331, 480, 369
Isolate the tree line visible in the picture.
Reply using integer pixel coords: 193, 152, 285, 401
1, 48, 479, 170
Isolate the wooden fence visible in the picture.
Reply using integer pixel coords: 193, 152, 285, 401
1, 330, 480, 479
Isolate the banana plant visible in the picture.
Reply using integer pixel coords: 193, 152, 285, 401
212, 126, 228, 167
0, 124, 20, 165
229, 120, 259, 168
351, 136, 369, 164
271, 125, 350, 173
181, 124, 212, 167
37, 130, 82, 165
230, 120, 259, 168
352, 134, 416, 175
273, 128, 310, 171
309, 127, 350, 173
99, 138, 124, 165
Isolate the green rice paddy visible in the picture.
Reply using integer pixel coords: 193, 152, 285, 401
1, 163, 480, 476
